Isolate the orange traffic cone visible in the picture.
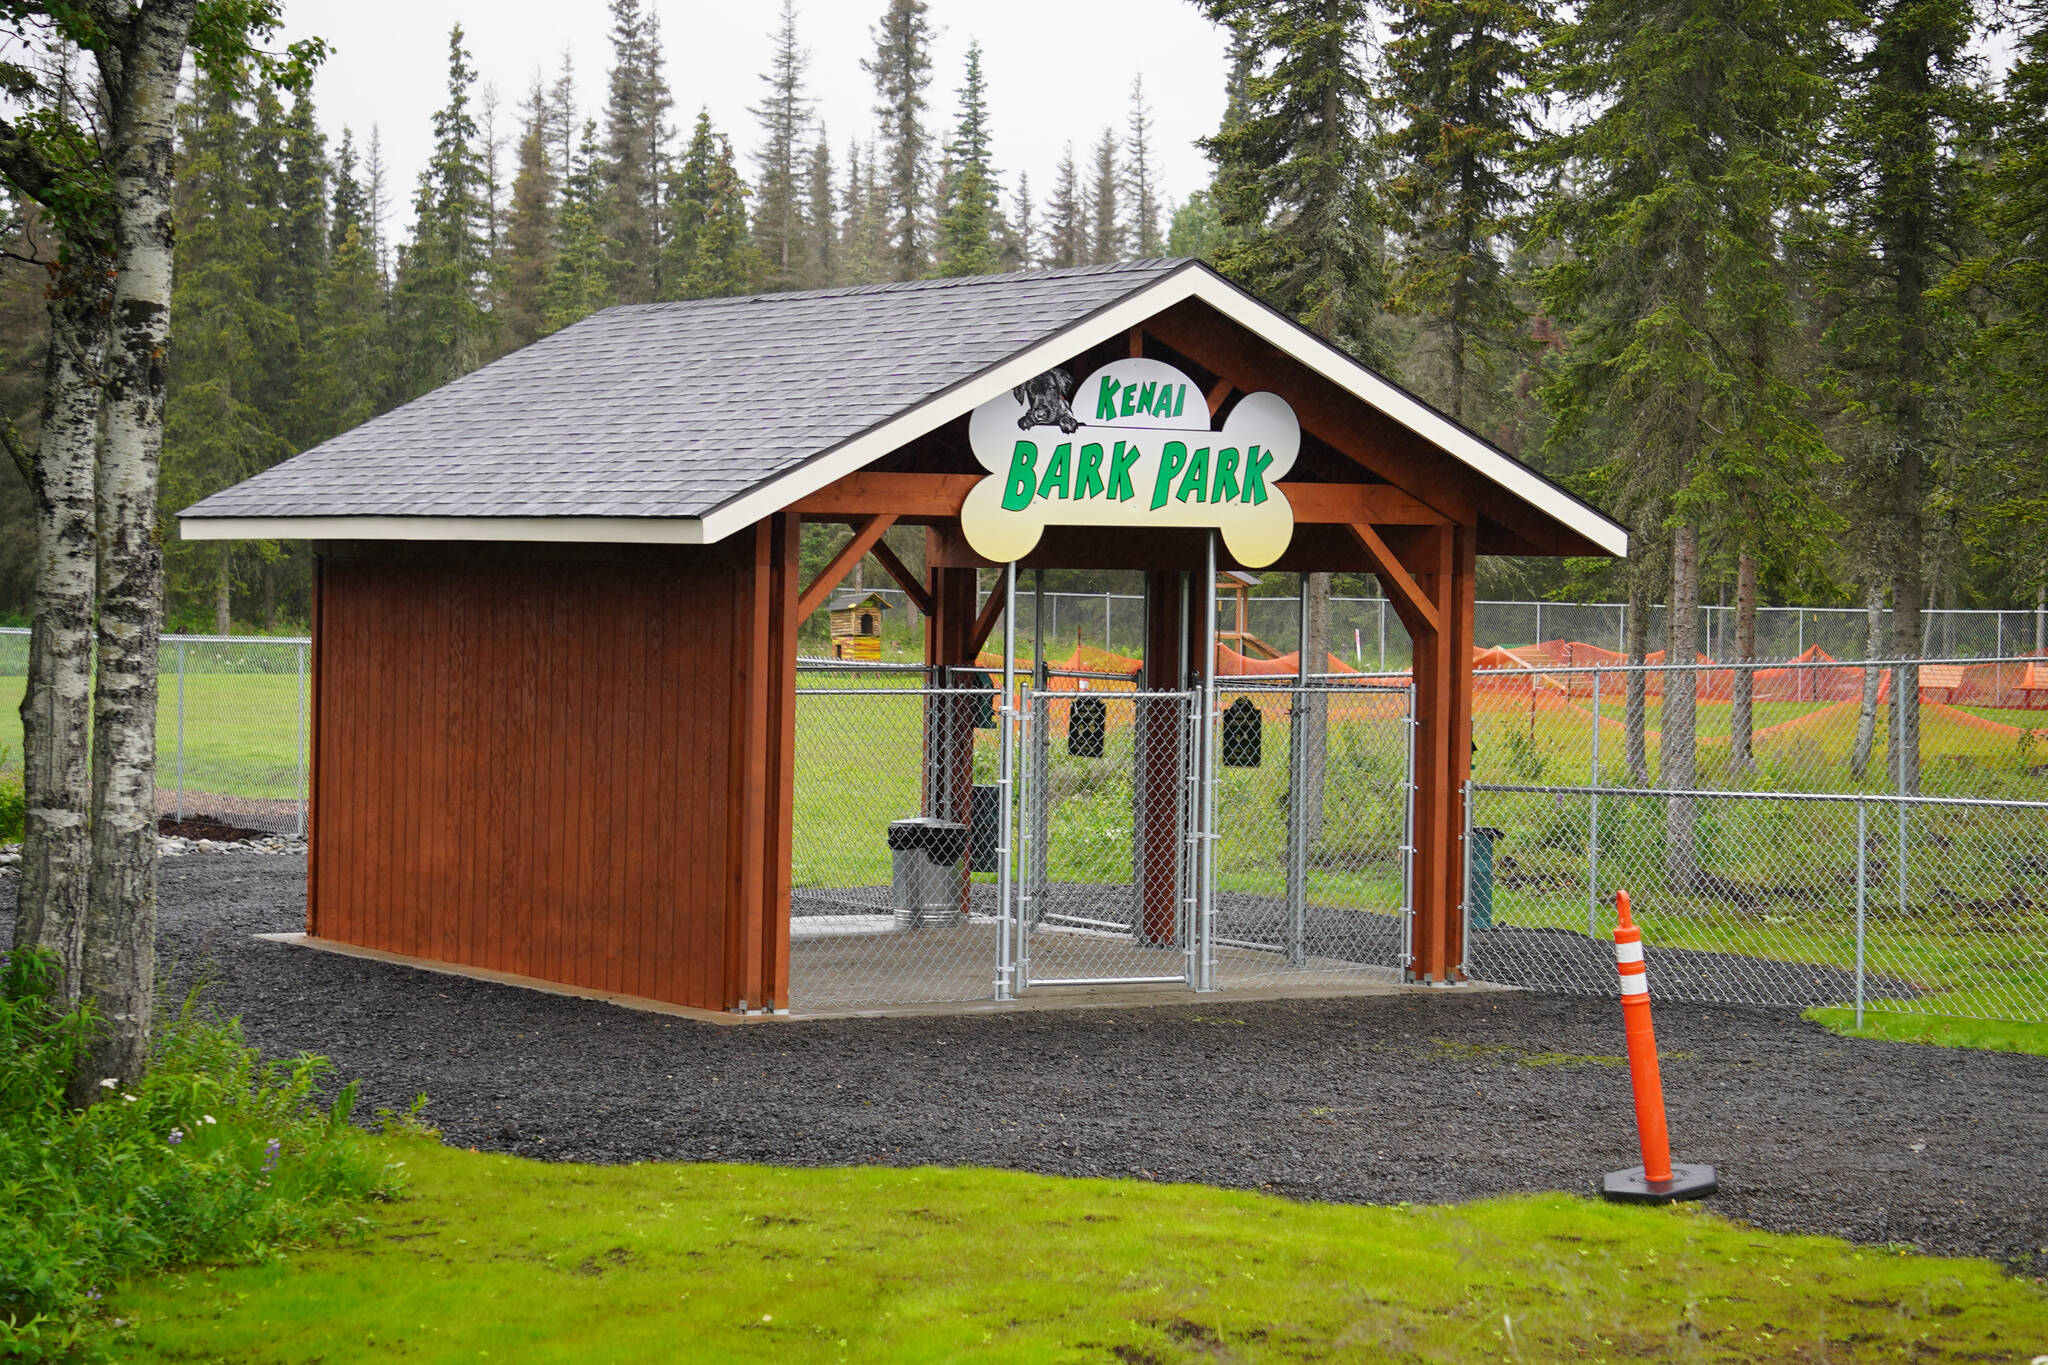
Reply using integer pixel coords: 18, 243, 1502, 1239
1600, 890, 1718, 1204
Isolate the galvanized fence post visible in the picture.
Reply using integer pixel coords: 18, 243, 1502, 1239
1854, 798, 1868, 1028
295, 641, 307, 837
1198, 535, 1219, 993
1588, 665, 1602, 939
1401, 683, 1418, 975
1459, 777, 1476, 981
994, 562, 1018, 1001
175, 638, 186, 823
1284, 578, 1311, 966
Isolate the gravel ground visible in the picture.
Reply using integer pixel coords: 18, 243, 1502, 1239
6, 853, 2047, 1270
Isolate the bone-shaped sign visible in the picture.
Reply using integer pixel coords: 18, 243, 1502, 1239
961, 358, 1299, 566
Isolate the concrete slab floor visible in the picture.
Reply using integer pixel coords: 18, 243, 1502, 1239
259, 920, 1489, 1025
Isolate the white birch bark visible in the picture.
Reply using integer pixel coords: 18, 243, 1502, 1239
74, 0, 195, 1101
12, 255, 109, 1001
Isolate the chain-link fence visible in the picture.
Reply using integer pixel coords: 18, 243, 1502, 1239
830, 590, 2048, 665
0, 628, 309, 835
1462, 657, 2048, 1025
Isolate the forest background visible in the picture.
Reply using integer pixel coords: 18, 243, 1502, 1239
1, 0, 2042, 671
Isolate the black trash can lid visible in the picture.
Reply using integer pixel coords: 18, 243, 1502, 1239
888, 817, 970, 863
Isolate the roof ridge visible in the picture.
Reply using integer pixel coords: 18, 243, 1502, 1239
598, 258, 1191, 315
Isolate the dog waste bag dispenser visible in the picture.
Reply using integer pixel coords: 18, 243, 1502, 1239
888, 817, 969, 929
1221, 696, 1262, 768
1069, 695, 1107, 758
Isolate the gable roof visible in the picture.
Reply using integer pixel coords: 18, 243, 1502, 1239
181, 259, 1627, 557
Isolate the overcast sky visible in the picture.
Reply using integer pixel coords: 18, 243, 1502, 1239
277, 0, 1233, 245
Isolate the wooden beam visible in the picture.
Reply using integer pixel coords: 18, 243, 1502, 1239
968, 580, 1006, 656
796, 515, 896, 621
1343, 523, 1440, 636
791, 472, 977, 519
1129, 327, 1144, 358
1280, 481, 1448, 526
870, 538, 934, 616
1206, 380, 1234, 417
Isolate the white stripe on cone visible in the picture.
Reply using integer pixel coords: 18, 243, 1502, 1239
1614, 941, 1644, 964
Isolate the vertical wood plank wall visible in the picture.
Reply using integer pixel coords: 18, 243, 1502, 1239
309, 537, 790, 1012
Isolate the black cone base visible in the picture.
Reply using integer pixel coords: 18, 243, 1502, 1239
1600, 1162, 1718, 1204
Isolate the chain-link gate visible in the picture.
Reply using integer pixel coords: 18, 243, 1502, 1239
1205, 682, 1416, 988
1014, 686, 1202, 990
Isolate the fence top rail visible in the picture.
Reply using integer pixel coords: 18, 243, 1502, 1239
1468, 654, 2023, 677
1218, 679, 1412, 693
796, 657, 931, 673
1471, 780, 2048, 811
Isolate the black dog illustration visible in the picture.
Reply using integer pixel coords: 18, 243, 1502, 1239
1014, 367, 1082, 433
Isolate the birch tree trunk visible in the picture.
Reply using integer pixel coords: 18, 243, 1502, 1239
1851, 581, 1884, 779
12, 254, 110, 1001
213, 545, 231, 634
1662, 522, 1700, 890
73, 0, 196, 1103
1729, 548, 1757, 774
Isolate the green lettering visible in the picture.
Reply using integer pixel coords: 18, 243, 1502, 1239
1172, 384, 1187, 418
1075, 442, 1107, 499
1213, 446, 1241, 503
1096, 377, 1121, 421
1119, 383, 1137, 418
1177, 446, 1211, 503
1003, 442, 1039, 511
1037, 442, 1072, 500
1110, 441, 1142, 501
1137, 381, 1157, 416
1151, 441, 1188, 510
1243, 445, 1274, 505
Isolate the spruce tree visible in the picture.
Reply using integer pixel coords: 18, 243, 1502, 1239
663, 110, 763, 299
1197, 0, 1388, 361
1124, 76, 1162, 257
330, 127, 369, 254
546, 119, 615, 332
804, 133, 837, 287
751, 0, 813, 291
839, 138, 875, 284
500, 78, 559, 351
306, 169, 394, 443
599, 0, 673, 303
1380, 0, 1541, 423
1529, 0, 1846, 874
1167, 191, 1228, 260
935, 42, 1000, 276
1947, 0, 2048, 600
163, 71, 295, 631
392, 25, 497, 394
1087, 127, 1122, 264
863, 0, 935, 280
1003, 172, 1035, 270
1815, 0, 1982, 792
1044, 143, 1087, 268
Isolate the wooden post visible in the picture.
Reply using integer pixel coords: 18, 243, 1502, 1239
1137, 570, 1184, 945
761, 513, 800, 1011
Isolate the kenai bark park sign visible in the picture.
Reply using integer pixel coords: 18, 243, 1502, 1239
961, 358, 1299, 566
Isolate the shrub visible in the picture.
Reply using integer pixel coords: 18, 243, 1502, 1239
0, 749, 22, 843
0, 950, 406, 1360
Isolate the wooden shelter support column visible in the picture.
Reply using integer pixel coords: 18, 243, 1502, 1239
1136, 570, 1184, 945
924, 547, 982, 852
729, 513, 799, 1011
1347, 522, 1475, 982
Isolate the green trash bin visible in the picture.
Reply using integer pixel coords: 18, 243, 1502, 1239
1468, 826, 1504, 930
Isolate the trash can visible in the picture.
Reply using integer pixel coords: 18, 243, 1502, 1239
969, 784, 1001, 873
888, 818, 969, 929
1468, 826, 1504, 930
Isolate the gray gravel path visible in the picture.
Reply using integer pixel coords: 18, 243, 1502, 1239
6, 854, 2046, 1270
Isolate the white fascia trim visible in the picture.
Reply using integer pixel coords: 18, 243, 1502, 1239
1181, 275, 1631, 558
179, 515, 711, 545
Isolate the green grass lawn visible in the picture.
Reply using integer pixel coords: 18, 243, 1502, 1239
0, 670, 307, 801
110, 1136, 2048, 1364
1805, 1004, 2048, 1056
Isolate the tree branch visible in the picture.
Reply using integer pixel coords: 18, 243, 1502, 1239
0, 411, 32, 488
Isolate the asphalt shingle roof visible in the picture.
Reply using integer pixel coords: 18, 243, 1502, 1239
182, 260, 1189, 522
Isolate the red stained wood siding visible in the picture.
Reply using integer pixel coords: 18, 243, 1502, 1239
309, 536, 792, 1012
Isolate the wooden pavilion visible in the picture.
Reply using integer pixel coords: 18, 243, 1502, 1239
181, 260, 1626, 1015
